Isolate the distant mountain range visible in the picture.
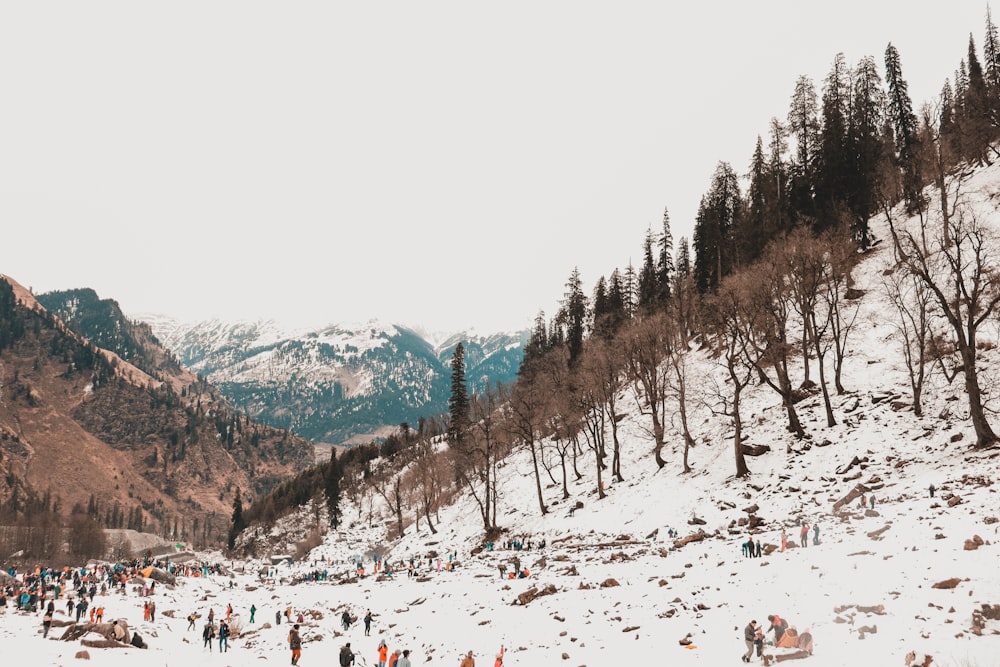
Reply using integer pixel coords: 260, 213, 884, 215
138, 316, 529, 446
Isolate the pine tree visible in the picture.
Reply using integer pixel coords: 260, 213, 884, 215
324, 451, 342, 528
657, 208, 675, 302
637, 229, 659, 311
846, 54, 886, 249
787, 75, 820, 222
815, 53, 851, 232
227, 488, 245, 551
558, 267, 588, 365
447, 342, 470, 446
693, 162, 741, 292
885, 42, 924, 214
963, 35, 992, 164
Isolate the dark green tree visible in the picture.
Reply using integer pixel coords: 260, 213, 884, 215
558, 267, 588, 365
447, 342, 470, 447
227, 488, 245, 551
846, 54, 886, 249
637, 229, 659, 311
815, 53, 851, 233
693, 162, 741, 292
657, 208, 675, 302
885, 42, 924, 214
324, 451, 342, 528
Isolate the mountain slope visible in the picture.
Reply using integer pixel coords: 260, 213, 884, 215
0, 278, 314, 544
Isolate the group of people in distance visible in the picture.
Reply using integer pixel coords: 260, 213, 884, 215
742, 614, 814, 662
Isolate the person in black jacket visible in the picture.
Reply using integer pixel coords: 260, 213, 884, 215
340, 641, 356, 666
742, 620, 757, 663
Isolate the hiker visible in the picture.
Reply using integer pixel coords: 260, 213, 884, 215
813, 523, 820, 545
342, 609, 352, 631
397, 649, 413, 667
42, 604, 53, 638
218, 619, 230, 652
860, 494, 867, 508
249, 604, 256, 623
742, 537, 750, 558
149, 600, 156, 622
494, 646, 505, 667
288, 624, 302, 666
340, 641, 356, 666
460, 649, 476, 667
388, 648, 402, 667
112, 619, 126, 643
869, 494, 876, 510
800, 523, 809, 548
377, 640, 389, 667
364, 609, 373, 636
755, 539, 762, 557
742, 619, 757, 663
767, 614, 789, 643
929, 483, 935, 498
203, 620, 216, 650
276, 610, 281, 625
780, 528, 787, 552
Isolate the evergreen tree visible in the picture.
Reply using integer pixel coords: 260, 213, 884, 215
885, 42, 924, 214
744, 135, 770, 263
846, 54, 886, 248
963, 35, 992, 163
815, 53, 851, 232
693, 162, 741, 292
656, 208, 675, 302
676, 237, 691, 278
227, 488, 245, 551
787, 75, 820, 222
558, 267, 588, 365
637, 229, 659, 311
447, 342, 470, 446
984, 7, 1000, 104
324, 451, 342, 528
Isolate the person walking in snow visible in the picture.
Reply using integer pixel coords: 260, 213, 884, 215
813, 523, 820, 546
742, 619, 757, 663
800, 523, 809, 548
288, 624, 302, 666
780, 528, 787, 552
364, 609, 373, 636
341, 609, 352, 632
388, 648, 401, 667
869, 494, 876, 510
218, 619, 230, 652
202, 620, 216, 651
460, 649, 476, 667
377, 640, 389, 667
249, 604, 256, 623
755, 538, 762, 557
929, 483, 935, 498
397, 649, 412, 667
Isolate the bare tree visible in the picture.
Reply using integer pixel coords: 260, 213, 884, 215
711, 277, 757, 478
621, 313, 672, 469
883, 269, 933, 416
742, 252, 806, 438
455, 383, 509, 530
896, 209, 1000, 446
509, 360, 550, 516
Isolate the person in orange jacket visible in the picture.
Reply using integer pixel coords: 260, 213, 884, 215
388, 648, 401, 667
494, 646, 505, 667
377, 640, 389, 667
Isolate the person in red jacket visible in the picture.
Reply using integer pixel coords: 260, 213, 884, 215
494, 645, 505, 667
377, 640, 388, 667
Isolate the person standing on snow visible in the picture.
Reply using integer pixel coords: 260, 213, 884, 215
460, 650, 475, 667
364, 609, 373, 636
800, 523, 809, 548
742, 619, 757, 662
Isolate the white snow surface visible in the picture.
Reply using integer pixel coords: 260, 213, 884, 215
7, 166, 1000, 666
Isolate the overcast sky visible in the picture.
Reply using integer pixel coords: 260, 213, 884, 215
0, 2, 991, 333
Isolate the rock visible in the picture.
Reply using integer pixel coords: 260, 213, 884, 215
600, 578, 619, 588
74, 651, 90, 660
932, 578, 962, 590
947, 496, 962, 507
743, 504, 760, 514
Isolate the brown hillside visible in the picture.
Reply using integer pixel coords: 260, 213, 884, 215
0, 275, 314, 546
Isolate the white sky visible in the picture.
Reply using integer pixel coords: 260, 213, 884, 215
0, 1, 991, 333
